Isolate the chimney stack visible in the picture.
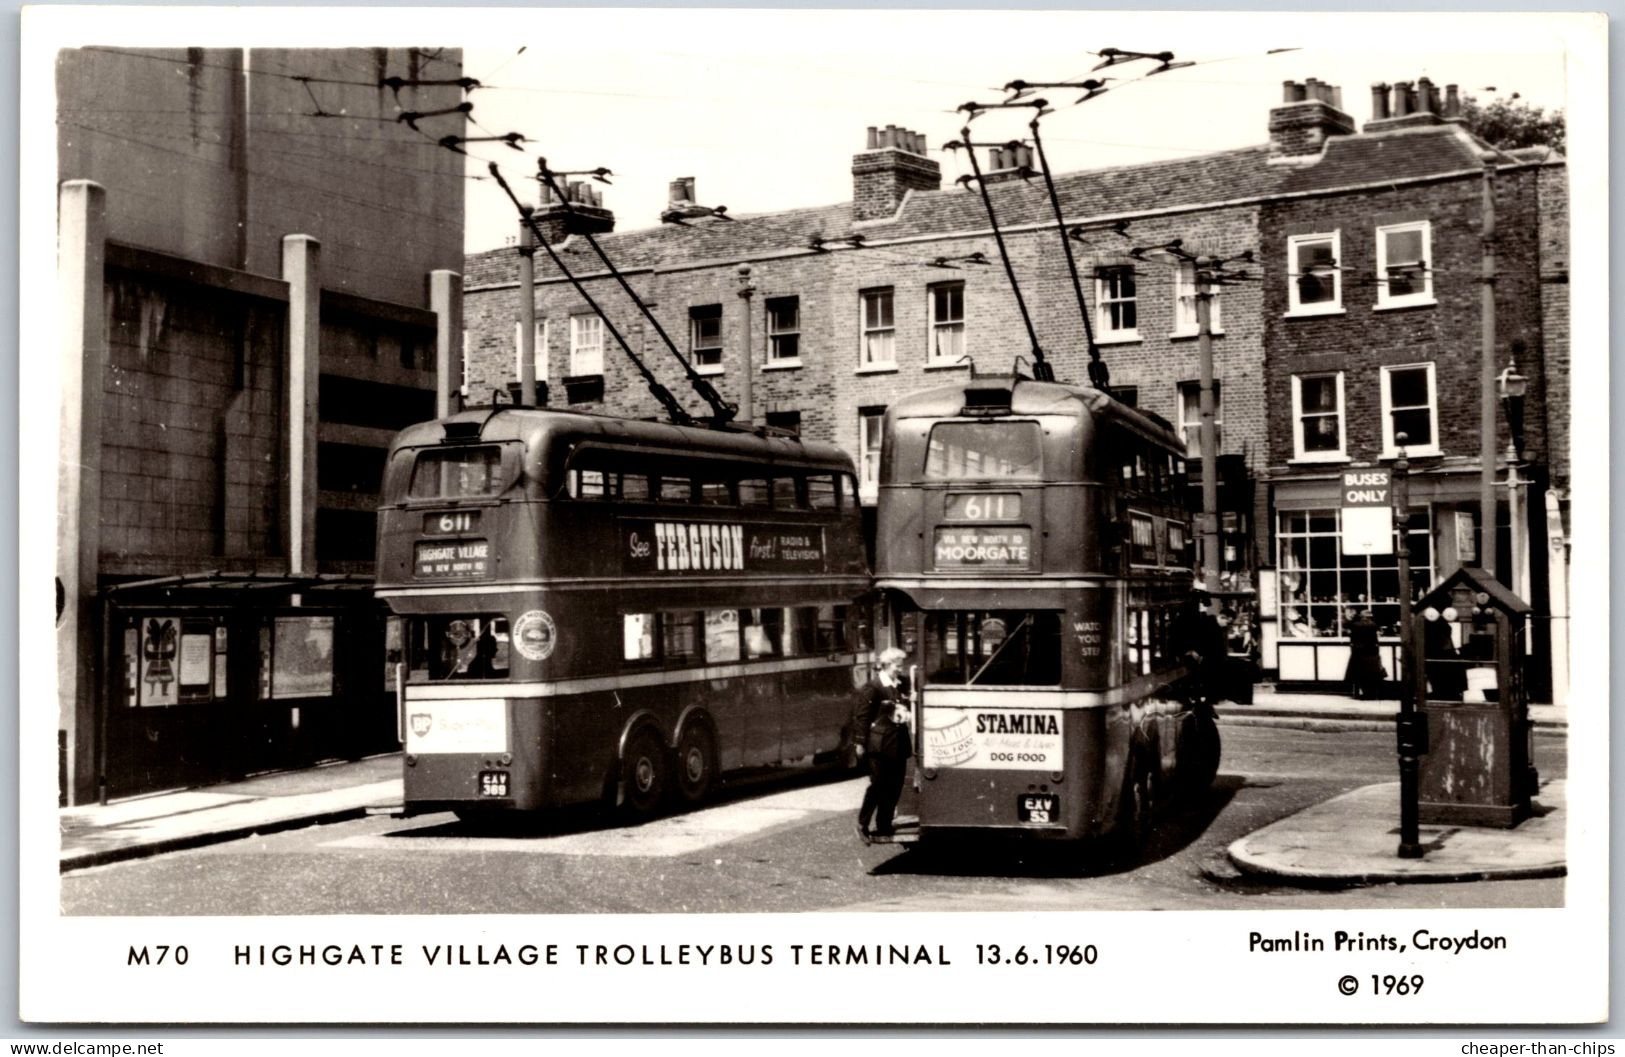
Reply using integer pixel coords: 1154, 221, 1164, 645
528, 177, 615, 245
852, 122, 941, 221
1363, 77, 1452, 133
1267, 78, 1355, 162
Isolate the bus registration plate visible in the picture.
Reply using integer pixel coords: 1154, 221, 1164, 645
479, 771, 509, 798
1018, 793, 1059, 824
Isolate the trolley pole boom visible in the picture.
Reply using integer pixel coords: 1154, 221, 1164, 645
1027, 112, 1108, 388
953, 125, 1053, 381
489, 163, 694, 427
535, 160, 737, 427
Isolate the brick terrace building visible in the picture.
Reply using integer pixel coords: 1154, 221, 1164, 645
461, 76, 1568, 697
57, 47, 467, 801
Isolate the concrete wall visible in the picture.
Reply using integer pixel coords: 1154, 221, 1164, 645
57, 47, 465, 307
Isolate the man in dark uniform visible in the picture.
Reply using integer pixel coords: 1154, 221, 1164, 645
852, 647, 911, 842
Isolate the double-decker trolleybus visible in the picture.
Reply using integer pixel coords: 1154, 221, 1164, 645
375, 405, 872, 822
875, 375, 1221, 852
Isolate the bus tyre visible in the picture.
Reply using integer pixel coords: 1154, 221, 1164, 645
621, 730, 668, 818
674, 724, 716, 805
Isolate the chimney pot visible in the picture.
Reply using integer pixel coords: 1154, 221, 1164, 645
1445, 84, 1461, 118
1330, 86, 1343, 111
1281, 80, 1296, 103
1393, 82, 1413, 117
684, 176, 696, 202
867, 126, 879, 150
1418, 76, 1435, 113
913, 132, 925, 154
1371, 83, 1390, 121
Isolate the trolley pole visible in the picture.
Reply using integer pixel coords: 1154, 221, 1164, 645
1196, 266, 1221, 610
518, 208, 538, 406
737, 264, 755, 425
1393, 432, 1425, 858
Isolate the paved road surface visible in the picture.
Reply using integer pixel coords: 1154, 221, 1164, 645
61, 726, 1566, 915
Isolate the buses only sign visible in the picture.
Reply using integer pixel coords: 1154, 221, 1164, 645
1341, 468, 1393, 556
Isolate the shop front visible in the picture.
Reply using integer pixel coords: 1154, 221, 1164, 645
95, 573, 398, 800
1264, 469, 1489, 691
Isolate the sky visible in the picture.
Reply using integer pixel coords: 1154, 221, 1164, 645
456, 9, 1580, 253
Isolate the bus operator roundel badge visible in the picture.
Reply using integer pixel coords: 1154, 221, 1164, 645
512, 610, 557, 662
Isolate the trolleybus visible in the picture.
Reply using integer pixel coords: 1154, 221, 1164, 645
375, 405, 872, 822
875, 376, 1221, 852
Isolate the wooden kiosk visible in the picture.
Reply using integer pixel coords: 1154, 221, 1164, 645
1412, 567, 1535, 827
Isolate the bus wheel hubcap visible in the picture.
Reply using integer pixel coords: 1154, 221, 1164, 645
636, 758, 654, 791
685, 750, 704, 782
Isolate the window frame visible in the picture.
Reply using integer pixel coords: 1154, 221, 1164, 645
1176, 379, 1223, 459
926, 281, 967, 368
1379, 362, 1441, 458
1375, 221, 1435, 309
1286, 231, 1343, 317
513, 319, 548, 382
1291, 372, 1348, 463
858, 407, 885, 501
1093, 265, 1140, 343
1171, 261, 1222, 337
568, 315, 604, 377
858, 288, 897, 371
765, 295, 801, 367
689, 305, 724, 376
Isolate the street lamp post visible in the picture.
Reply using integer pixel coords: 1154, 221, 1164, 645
1498, 365, 1530, 604
737, 265, 756, 426
1393, 431, 1425, 859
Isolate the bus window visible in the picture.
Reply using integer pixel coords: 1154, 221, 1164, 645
814, 604, 849, 652
699, 479, 732, 506
656, 476, 694, 503
570, 468, 609, 499
623, 613, 656, 662
409, 446, 504, 500
621, 473, 651, 502
773, 476, 801, 508
807, 475, 837, 510
738, 479, 771, 507
924, 422, 1041, 479
662, 611, 700, 665
923, 610, 1061, 686
704, 609, 741, 662
742, 608, 783, 658
406, 615, 510, 681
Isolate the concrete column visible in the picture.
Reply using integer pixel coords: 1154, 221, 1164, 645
429, 269, 463, 418
57, 180, 107, 806
282, 235, 321, 575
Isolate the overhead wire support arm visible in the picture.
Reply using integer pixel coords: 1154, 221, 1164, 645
535, 159, 736, 427
487, 163, 695, 428
949, 110, 1053, 382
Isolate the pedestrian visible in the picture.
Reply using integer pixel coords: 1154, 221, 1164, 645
852, 646, 912, 842
1343, 609, 1386, 699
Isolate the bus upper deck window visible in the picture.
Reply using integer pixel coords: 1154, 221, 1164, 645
807, 476, 837, 510
569, 468, 609, 499
738, 479, 771, 507
772, 476, 802, 508
924, 422, 1041, 479
621, 474, 651, 501
657, 477, 694, 503
409, 446, 504, 500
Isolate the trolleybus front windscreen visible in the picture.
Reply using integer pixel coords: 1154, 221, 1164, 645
924, 422, 1041, 479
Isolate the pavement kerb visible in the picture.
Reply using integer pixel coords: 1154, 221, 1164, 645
1224, 781, 1567, 888
60, 805, 374, 873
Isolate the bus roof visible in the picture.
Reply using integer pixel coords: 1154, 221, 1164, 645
388, 405, 858, 472
886, 376, 1185, 452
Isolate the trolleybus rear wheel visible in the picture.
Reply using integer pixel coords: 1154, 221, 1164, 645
622, 730, 668, 818
674, 724, 716, 805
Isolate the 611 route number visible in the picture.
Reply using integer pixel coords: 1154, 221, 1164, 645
128, 944, 188, 965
